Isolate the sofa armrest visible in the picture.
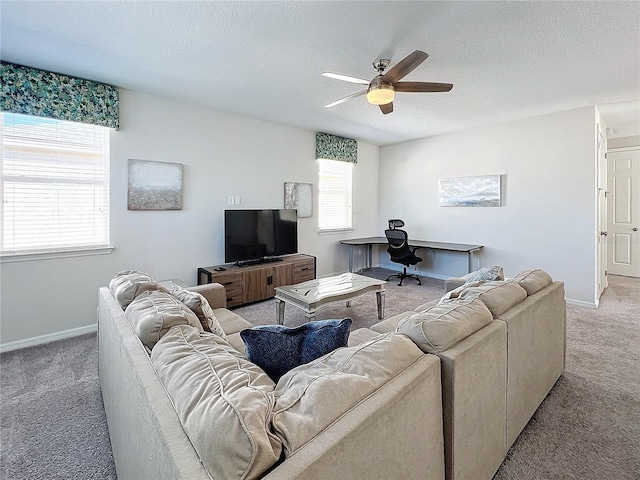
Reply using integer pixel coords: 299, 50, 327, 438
439, 320, 507, 480
188, 283, 227, 309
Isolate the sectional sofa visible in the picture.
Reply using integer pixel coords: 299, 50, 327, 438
98, 268, 565, 480
98, 275, 445, 480
351, 269, 567, 480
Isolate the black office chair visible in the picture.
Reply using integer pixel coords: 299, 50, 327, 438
384, 219, 422, 286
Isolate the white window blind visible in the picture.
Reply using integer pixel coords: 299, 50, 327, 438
318, 158, 352, 232
0, 113, 110, 255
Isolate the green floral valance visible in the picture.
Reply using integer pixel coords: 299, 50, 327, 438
316, 132, 357, 164
0, 62, 119, 129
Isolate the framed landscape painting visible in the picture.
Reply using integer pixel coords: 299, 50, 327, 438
128, 159, 183, 210
439, 174, 502, 207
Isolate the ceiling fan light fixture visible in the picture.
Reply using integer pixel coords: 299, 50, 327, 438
367, 79, 395, 105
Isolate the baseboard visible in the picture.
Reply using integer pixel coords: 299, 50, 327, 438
566, 298, 597, 309
0, 324, 97, 353
373, 263, 451, 281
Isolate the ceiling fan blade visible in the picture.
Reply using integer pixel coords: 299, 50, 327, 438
394, 82, 453, 92
379, 102, 393, 114
382, 50, 429, 83
324, 90, 367, 108
321, 72, 370, 85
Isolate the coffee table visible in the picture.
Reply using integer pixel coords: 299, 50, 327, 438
274, 272, 386, 325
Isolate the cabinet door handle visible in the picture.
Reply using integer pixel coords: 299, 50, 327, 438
222, 281, 233, 286
227, 297, 233, 302
301, 267, 309, 271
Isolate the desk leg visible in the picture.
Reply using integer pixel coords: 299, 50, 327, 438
376, 290, 385, 319
304, 311, 316, 323
468, 252, 473, 273
348, 246, 354, 272
368, 244, 373, 270
275, 299, 285, 325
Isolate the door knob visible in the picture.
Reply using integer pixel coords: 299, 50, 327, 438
600, 231, 608, 236
633, 228, 639, 232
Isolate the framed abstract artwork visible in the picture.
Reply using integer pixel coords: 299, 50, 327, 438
128, 159, 183, 210
284, 182, 313, 217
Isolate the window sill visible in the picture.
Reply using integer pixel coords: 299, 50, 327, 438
317, 228, 354, 235
0, 246, 114, 263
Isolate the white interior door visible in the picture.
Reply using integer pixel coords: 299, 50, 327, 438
607, 148, 640, 277
597, 131, 608, 297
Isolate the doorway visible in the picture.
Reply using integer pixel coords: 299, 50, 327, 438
597, 130, 608, 299
607, 147, 640, 278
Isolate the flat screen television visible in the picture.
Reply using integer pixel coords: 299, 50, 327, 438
224, 209, 298, 265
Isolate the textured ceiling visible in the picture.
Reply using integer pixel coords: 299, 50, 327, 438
1, 1, 639, 145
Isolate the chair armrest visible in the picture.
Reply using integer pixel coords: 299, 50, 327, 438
188, 283, 227, 309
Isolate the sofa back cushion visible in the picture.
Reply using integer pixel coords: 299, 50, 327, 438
453, 280, 528, 317
151, 325, 282, 480
512, 269, 553, 295
125, 290, 203, 349
396, 298, 493, 355
108, 270, 167, 309
271, 333, 424, 456
169, 284, 226, 338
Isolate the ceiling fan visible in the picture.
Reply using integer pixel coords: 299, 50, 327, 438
322, 50, 453, 114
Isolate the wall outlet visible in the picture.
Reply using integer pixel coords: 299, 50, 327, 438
474, 260, 480, 268
228, 196, 234, 205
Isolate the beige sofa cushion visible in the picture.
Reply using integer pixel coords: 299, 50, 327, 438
169, 284, 226, 338
452, 280, 528, 317
396, 298, 493, 355
151, 325, 282, 480
271, 333, 424, 456
513, 269, 553, 295
108, 270, 167, 309
440, 280, 484, 301
348, 327, 381, 346
125, 290, 203, 349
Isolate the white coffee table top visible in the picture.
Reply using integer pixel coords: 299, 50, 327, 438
275, 272, 385, 310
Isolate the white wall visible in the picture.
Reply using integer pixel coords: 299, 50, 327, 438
0, 90, 379, 347
608, 135, 640, 149
378, 106, 598, 305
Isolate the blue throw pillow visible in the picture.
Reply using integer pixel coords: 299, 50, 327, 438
240, 318, 352, 382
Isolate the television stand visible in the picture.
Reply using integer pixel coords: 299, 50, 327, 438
235, 257, 283, 267
197, 254, 316, 308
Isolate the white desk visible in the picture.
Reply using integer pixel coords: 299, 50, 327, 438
339, 236, 484, 273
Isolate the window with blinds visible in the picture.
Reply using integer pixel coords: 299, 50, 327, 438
318, 158, 352, 232
0, 113, 110, 255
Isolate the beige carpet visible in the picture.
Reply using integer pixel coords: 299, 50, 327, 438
494, 274, 640, 479
1, 271, 638, 479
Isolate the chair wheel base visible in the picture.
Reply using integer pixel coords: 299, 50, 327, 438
385, 271, 422, 286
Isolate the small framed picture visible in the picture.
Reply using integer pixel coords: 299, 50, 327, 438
284, 182, 313, 217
